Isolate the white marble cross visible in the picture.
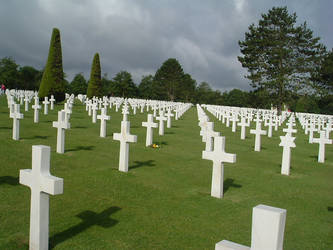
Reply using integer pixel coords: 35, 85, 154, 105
165, 109, 174, 128
142, 114, 158, 146
115, 103, 120, 112
250, 122, 267, 152
215, 204, 286, 250
203, 122, 220, 151
87, 100, 93, 116
52, 110, 70, 154
312, 131, 332, 163
238, 117, 250, 140
156, 111, 167, 135
91, 103, 98, 123
323, 121, 332, 139
64, 103, 72, 123
10, 103, 24, 140
231, 115, 239, 132
122, 106, 130, 121
24, 95, 30, 112
113, 121, 137, 172
103, 100, 108, 111
308, 122, 318, 143
19, 145, 63, 250
199, 117, 209, 142
279, 133, 296, 175
152, 105, 158, 117
202, 136, 236, 198
266, 117, 275, 137
32, 97, 41, 123
132, 103, 137, 115
283, 122, 297, 136
43, 97, 50, 115
49, 95, 55, 110
97, 108, 110, 138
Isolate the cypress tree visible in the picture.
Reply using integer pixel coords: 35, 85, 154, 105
39, 28, 65, 101
87, 53, 102, 98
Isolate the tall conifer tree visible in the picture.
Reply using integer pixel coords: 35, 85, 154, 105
87, 53, 102, 98
39, 28, 65, 101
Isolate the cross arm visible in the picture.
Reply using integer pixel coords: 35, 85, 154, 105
41, 175, 64, 195
215, 240, 250, 250
19, 169, 33, 188
113, 133, 122, 141
127, 134, 137, 143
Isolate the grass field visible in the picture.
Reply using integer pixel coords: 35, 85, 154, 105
0, 96, 332, 249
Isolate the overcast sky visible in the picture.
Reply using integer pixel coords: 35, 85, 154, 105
0, 0, 332, 92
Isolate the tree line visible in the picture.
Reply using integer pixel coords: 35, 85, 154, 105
0, 6, 332, 114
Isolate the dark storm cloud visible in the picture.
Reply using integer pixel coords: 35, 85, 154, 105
0, 0, 332, 92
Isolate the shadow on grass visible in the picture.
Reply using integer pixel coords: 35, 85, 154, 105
328, 206, 333, 212
0, 176, 19, 185
24, 135, 49, 140
130, 160, 155, 169
277, 164, 293, 170
165, 131, 175, 135
154, 141, 168, 146
73, 126, 88, 129
67, 146, 95, 152
49, 206, 121, 249
310, 155, 318, 160
224, 178, 242, 194
0, 126, 11, 130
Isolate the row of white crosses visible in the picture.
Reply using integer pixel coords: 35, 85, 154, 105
7, 89, 55, 114
82, 95, 184, 142
204, 105, 284, 147
205, 104, 297, 175
296, 112, 332, 163
15, 99, 174, 249
18, 139, 288, 250
7, 91, 58, 140
197, 105, 237, 198
199, 104, 289, 248
207, 103, 333, 167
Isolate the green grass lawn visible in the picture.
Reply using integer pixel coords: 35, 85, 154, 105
0, 96, 332, 249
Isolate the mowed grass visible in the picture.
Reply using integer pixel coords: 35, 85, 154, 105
0, 96, 332, 250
